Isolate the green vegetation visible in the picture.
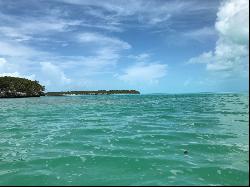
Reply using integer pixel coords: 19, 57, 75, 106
46, 90, 140, 96
0, 76, 140, 98
0, 76, 45, 98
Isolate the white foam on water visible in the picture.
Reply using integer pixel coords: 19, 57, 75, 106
170, 169, 183, 175
80, 157, 86, 162
168, 176, 176, 179
217, 170, 222, 175
0, 169, 17, 176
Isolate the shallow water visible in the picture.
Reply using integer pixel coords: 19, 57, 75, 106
0, 94, 249, 185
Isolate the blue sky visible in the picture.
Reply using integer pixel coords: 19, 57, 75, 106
0, 0, 249, 93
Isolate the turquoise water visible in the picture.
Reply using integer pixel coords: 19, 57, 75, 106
0, 94, 249, 186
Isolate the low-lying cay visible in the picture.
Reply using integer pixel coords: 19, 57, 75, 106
0, 76, 45, 98
46, 90, 140, 96
0, 76, 140, 98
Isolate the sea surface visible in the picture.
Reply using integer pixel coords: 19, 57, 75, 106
0, 94, 249, 186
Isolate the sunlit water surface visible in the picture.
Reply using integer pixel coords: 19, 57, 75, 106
0, 94, 249, 185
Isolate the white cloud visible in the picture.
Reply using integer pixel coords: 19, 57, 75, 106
0, 72, 35, 80
79, 22, 123, 32
0, 27, 32, 42
215, 0, 249, 45
76, 32, 131, 69
19, 18, 81, 34
188, 0, 249, 77
0, 41, 44, 57
0, 57, 16, 73
118, 62, 167, 84
187, 51, 213, 64
128, 53, 151, 62
78, 32, 131, 49
0, 58, 7, 67
143, 14, 171, 25
0, 10, 82, 41
183, 27, 217, 42
0, 57, 35, 80
40, 62, 71, 86
60, 0, 214, 29
0, 57, 9, 73
118, 52, 167, 84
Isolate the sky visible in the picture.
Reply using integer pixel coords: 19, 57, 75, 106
0, 0, 249, 93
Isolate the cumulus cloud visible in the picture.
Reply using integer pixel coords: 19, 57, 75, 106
0, 57, 35, 80
0, 58, 7, 67
187, 51, 213, 64
188, 0, 249, 77
0, 0, 228, 92
40, 62, 71, 86
118, 62, 167, 84
118, 52, 167, 84
0, 57, 10, 73
215, 0, 249, 45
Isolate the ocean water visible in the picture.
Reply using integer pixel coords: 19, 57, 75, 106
0, 94, 249, 186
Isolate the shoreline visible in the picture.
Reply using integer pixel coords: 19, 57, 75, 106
45, 90, 140, 96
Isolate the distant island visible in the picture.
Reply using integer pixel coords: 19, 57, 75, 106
0, 76, 45, 98
0, 76, 140, 98
46, 90, 140, 96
